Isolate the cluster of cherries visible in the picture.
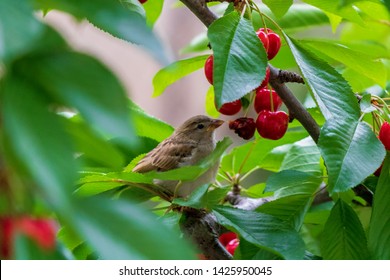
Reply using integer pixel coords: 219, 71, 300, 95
0, 216, 56, 259
205, 28, 288, 141
375, 121, 390, 176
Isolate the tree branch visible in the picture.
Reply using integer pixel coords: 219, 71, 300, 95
180, 209, 232, 259
180, 0, 218, 27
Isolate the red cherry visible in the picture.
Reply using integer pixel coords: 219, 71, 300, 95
256, 110, 289, 140
0, 217, 14, 259
257, 67, 270, 90
229, 117, 256, 140
217, 99, 242, 115
139, 0, 147, 3
254, 88, 283, 113
225, 238, 239, 255
204, 55, 214, 85
379, 121, 390, 150
17, 217, 57, 251
257, 28, 281, 60
267, 33, 281, 60
256, 30, 269, 51
218, 232, 237, 247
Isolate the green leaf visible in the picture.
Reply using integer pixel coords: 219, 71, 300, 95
285, 35, 359, 121
259, 144, 293, 172
75, 172, 154, 196
257, 194, 313, 231
303, 40, 387, 88
129, 100, 174, 142
212, 206, 305, 259
285, 35, 384, 192
280, 136, 322, 175
368, 153, 390, 259
64, 117, 126, 170
14, 52, 136, 146
152, 55, 209, 97
205, 86, 220, 118
72, 198, 196, 259
221, 130, 308, 174
318, 120, 386, 193
302, 0, 364, 24
384, 0, 390, 12
237, 238, 282, 260
2, 77, 76, 211
265, 170, 322, 198
0, 0, 44, 62
143, 0, 164, 26
14, 234, 67, 260
324, 11, 343, 32
173, 184, 209, 209
180, 32, 209, 54
252, 4, 330, 32
208, 12, 268, 107
119, 0, 145, 17
321, 199, 370, 260
263, 0, 293, 18
359, 94, 376, 114
35, 0, 167, 63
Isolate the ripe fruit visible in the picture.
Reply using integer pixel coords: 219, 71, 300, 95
0, 216, 56, 258
257, 28, 281, 60
225, 238, 239, 255
0, 217, 13, 259
267, 32, 281, 60
229, 117, 256, 140
254, 88, 282, 113
256, 29, 269, 51
257, 67, 270, 90
379, 121, 390, 150
256, 110, 289, 140
16, 217, 56, 250
218, 232, 237, 247
139, 0, 147, 3
204, 55, 214, 85
217, 99, 242, 115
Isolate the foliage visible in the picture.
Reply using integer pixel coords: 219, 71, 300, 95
0, 0, 389, 260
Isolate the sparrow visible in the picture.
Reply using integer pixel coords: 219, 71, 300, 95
132, 115, 224, 197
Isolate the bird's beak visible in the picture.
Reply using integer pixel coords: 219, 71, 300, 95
208, 119, 224, 131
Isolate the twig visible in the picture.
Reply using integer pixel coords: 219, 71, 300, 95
180, 0, 218, 27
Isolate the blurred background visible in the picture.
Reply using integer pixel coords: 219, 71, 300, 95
44, 0, 210, 128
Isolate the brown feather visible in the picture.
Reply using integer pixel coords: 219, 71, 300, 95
132, 138, 196, 173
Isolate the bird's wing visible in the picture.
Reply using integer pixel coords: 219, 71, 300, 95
132, 140, 196, 173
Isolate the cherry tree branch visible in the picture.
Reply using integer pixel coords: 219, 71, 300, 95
180, 0, 218, 27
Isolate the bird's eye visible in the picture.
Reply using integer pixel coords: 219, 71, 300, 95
197, 123, 205, 129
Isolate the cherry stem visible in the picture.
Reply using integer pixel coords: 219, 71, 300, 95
372, 112, 381, 133
237, 138, 258, 176
372, 95, 390, 123
250, 1, 267, 30
268, 84, 275, 112
244, 91, 256, 117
